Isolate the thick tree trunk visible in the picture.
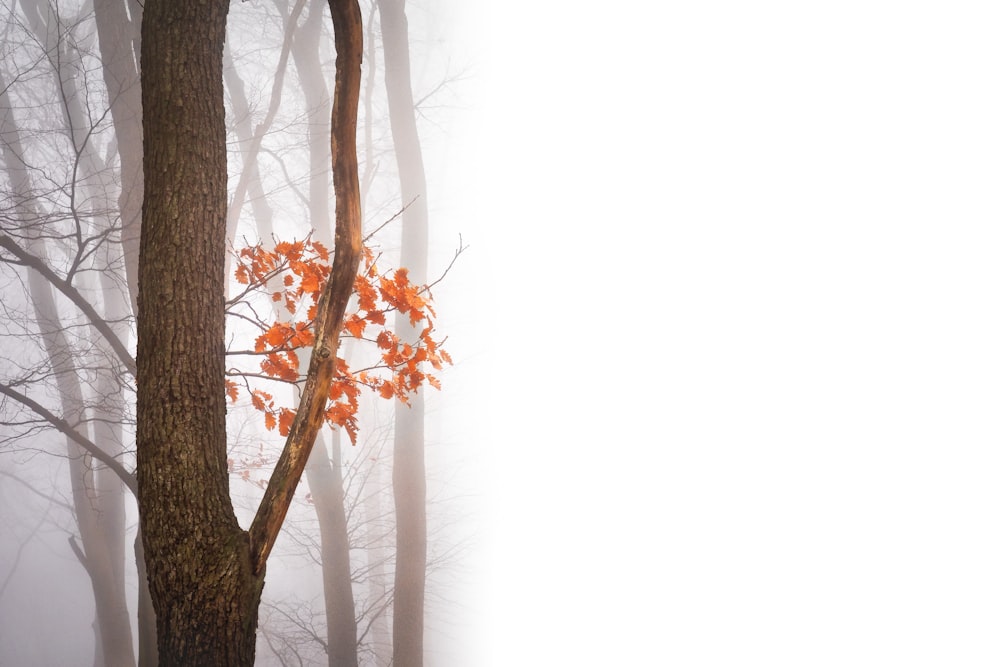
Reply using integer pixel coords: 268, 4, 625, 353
139, 0, 364, 662
138, 0, 264, 663
377, 2, 429, 665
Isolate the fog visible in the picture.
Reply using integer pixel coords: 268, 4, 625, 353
3, 1, 1000, 665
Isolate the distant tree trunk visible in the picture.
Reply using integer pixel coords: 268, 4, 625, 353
290, 4, 361, 664
93, 0, 143, 316
0, 62, 138, 667
137, 0, 264, 663
306, 438, 360, 667
377, 1, 429, 665
92, 2, 158, 661
359, 14, 394, 661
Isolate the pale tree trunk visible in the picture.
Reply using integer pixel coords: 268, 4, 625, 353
223, 0, 305, 250
93, 0, 143, 316
223, 41, 276, 242
360, 417, 393, 665
377, 1, 429, 665
358, 11, 393, 661
0, 55, 138, 667
64, 57, 137, 667
307, 437, 360, 667
92, 1, 159, 662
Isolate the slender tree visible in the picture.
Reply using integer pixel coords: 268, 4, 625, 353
0, 3, 140, 661
378, 1, 430, 664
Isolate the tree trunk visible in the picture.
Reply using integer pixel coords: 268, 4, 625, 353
377, 2, 429, 665
306, 437, 360, 667
290, 4, 361, 663
137, 0, 264, 663
138, 0, 364, 662
93, 0, 143, 316
0, 59, 138, 666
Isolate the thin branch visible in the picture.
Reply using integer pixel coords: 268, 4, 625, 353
421, 234, 467, 294
0, 382, 137, 494
0, 235, 137, 378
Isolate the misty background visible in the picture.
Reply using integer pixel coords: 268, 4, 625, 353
3, 1, 1000, 665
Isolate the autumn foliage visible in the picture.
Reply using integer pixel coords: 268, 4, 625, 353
226, 236, 450, 447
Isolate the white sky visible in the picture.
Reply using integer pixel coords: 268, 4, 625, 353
443, 2, 1000, 664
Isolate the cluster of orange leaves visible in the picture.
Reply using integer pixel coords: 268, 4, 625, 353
227, 237, 451, 446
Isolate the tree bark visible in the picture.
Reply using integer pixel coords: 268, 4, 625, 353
288, 3, 361, 663
378, 1, 429, 664
138, 0, 263, 663
138, 0, 364, 662
247, 0, 364, 578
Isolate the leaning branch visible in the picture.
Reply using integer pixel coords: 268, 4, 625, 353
249, 0, 364, 575
0, 382, 137, 495
0, 235, 137, 379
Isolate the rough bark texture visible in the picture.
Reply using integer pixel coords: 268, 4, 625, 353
138, 0, 264, 664
138, 0, 363, 661
378, 1, 429, 665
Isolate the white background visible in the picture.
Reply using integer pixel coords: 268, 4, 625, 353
439, 2, 1000, 664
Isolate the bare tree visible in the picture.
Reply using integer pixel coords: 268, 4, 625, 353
378, 1, 430, 664
0, 2, 139, 661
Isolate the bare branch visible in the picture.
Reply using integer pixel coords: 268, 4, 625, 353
0, 235, 136, 378
0, 382, 137, 494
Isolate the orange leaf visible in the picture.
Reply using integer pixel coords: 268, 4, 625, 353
376, 331, 394, 350
278, 408, 296, 436
264, 412, 276, 431
264, 324, 289, 348
344, 315, 366, 338
300, 271, 320, 294
250, 391, 270, 412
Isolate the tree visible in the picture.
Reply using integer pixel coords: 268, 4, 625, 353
0, 1, 144, 661
1, 0, 462, 661
378, 1, 430, 663
136, 0, 362, 662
